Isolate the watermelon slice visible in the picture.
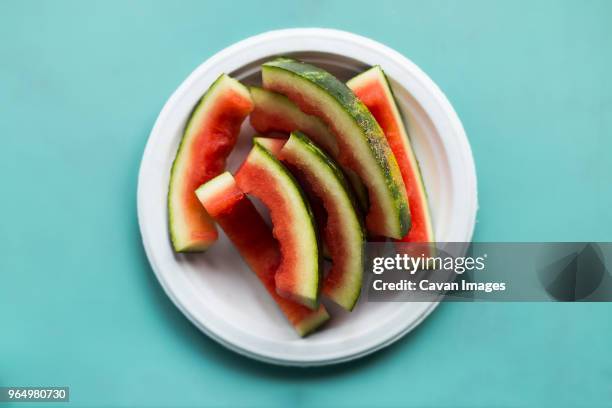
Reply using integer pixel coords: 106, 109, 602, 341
195, 172, 329, 336
258, 133, 365, 311
348, 66, 434, 243
249, 86, 369, 212
261, 58, 410, 239
250, 86, 338, 155
168, 74, 253, 252
235, 140, 321, 309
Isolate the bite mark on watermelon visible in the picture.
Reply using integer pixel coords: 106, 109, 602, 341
235, 142, 320, 309
261, 59, 410, 240
195, 172, 329, 336
249, 87, 370, 213
259, 133, 365, 311
168, 74, 253, 252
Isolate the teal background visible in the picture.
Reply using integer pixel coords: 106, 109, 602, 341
1, 0, 611, 407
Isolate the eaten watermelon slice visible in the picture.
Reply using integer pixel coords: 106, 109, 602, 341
348, 66, 434, 243
168, 74, 253, 252
249, 87, 369, 213
235, 140, 321, 309
262, 58, 410, 240
250, 86, 338, 155
258, 133, 365, 311
195, 172, 329, 336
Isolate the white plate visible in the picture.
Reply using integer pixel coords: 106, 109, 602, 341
137, 28, 478, 366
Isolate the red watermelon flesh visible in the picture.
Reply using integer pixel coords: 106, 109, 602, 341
255, 138, 331, 260
348, 67, 434, 243
249, 86, 338, 155
257, 134, 365, 311
195, 172, 329, 336
249, 87, 370, 212
235, 141, 321, 309
168, 74, 253, 252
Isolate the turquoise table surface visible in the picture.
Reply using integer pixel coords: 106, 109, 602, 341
1, 1, 611, 407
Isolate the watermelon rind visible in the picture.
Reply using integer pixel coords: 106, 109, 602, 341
260, 132, 365, 311
195, 172, 329, 337
348, 66, 434, 243
250, 86, 369, 212
250, 86, 338, 155
236, 140, 321, 309
262, 58, 410, 239
168, 74, 252, 252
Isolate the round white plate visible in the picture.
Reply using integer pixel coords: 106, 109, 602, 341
137, 28, 477, 366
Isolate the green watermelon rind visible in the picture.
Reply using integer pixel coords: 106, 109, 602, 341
294, 309, 331, 337
279, 131, 365, 311
347, 66, 434, 243
169, 74, 250, 252
380, 68, 433, 241
249, 86, 370, 213
195, 172, 330, 337
249, 86, 338, 154
262, 58, 410, 239
167, 74, 243, 252
246, 140, 321, 309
